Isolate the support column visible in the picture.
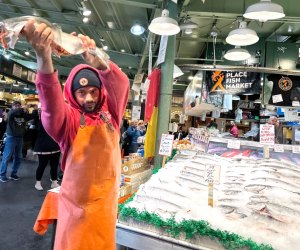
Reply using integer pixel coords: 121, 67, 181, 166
154, 1, 178, 168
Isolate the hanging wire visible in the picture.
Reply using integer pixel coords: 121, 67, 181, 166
212, 35, 217, 68
274, 29, 282, 69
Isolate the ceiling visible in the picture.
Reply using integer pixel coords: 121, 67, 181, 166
1, 0, 300, 97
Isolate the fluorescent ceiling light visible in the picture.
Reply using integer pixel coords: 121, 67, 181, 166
149, 9, 180, 36
243, 0, 285, 22
81, 1, 91, 16
130, 24, 145, 35
224, 46, 251, 61
173, 65, 184, 78
226, 21, 259, 46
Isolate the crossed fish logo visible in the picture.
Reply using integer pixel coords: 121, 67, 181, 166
278, 77, 292, 91
211, 71, 225, 91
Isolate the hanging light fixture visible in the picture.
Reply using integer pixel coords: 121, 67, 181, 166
149, 9, 180, 36
243, 0, 285, 22
80, 1, 91, 17
173, 65, 184, 78
179, 18, 198, 35
224, 46, 251, 61
130, 23, 145, 35
226, 21, 259, 46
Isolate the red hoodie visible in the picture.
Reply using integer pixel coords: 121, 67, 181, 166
35, 62, 129, 170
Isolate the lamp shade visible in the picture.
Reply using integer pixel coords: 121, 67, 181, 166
173, 65, 184, 78
226, 21, 259, 46
243, 0, 285, 22
224, 47, 251, 61
149, 9, 180, 36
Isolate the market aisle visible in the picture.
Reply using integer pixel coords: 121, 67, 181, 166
0, 157, 53, 250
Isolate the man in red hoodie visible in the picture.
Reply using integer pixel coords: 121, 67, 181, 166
22, 20, 129, 250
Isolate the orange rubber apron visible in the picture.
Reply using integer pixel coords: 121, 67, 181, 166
54, 113, 120, 250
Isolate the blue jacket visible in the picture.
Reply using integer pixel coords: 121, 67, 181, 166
126, 126, 145, 145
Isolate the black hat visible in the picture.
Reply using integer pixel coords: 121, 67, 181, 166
72, 69, 101, 92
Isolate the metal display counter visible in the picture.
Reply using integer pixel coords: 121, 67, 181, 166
116, 223, 214, 250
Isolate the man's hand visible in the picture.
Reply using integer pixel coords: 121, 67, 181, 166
74, 33, 108, 70
22, 20, 54, 74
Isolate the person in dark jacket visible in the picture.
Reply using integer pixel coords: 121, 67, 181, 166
0, 101, 27, 182
33, 107, 61, 190
126, 120, 146, 154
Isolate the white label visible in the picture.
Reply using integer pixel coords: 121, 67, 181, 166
132, 106, 141, 121
227, 139, 241, 149
157, 36, 168, 65
158, 134, 174, 156
272, 94, 283, 103
205, 164, 221, 184
292, 146, 300, 154
12, 64, 22, 78
292, 101, 300, 107
274, 144, 284, 153
260, 124, 275, 145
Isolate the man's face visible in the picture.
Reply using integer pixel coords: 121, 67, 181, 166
74, 86, 100, 113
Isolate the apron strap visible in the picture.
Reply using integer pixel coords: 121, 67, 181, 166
80, 113, 85, 127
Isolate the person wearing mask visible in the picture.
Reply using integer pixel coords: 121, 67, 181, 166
22, 20, 129, 249
229, 121, 239, 138
0, 101, 27, 182
126, 120, 146, 154
33, 105, 61, 191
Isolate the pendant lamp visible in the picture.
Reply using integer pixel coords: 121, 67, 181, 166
226, 21, 259, 46
149, 9, 180, 36
224, 46, 251, 61
243, 0, 285, 22
173, 65, 184, 78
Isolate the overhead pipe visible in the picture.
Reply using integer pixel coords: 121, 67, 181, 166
179, 64, 300, 76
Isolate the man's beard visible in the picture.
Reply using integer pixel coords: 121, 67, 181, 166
82, 102, 97, 113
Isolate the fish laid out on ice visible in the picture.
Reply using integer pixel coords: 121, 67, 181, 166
124, 151, 300, 250
0, 16, 110, 69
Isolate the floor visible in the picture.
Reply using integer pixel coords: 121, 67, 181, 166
0, 155, 54, 250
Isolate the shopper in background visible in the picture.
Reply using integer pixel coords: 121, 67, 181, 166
207, 118, 218, 129
23, 20, 129, 250
33, 105, 61, 191
229, 121, 239, 138
0, 101, 27, 182
126, 120, 146, 154
174, 125, 188, 140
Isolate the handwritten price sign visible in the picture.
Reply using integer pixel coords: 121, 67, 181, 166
227, 139, 241, 149
274, 144, 284, 153
260, 124, 275, 146
158, 134, 174, 156
292, 146, 300, 154
204, 164, 221, 184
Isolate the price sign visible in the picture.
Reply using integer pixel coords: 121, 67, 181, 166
227, 139, 241, 149
204, 164, 221, 184
158, 134, 174, 156
292, 146, 300, 154
274, 144, 284, 153
260, 124, 275, 145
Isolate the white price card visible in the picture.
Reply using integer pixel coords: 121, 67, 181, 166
158, 133, 174, 156
292, 146, 300, 154
272, 94, 283, 103
205, 164, 221, 184
260, 124, 275, 145
273, 144, 284, 153
227, 139, 241, 149
292, 101, 300, 107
